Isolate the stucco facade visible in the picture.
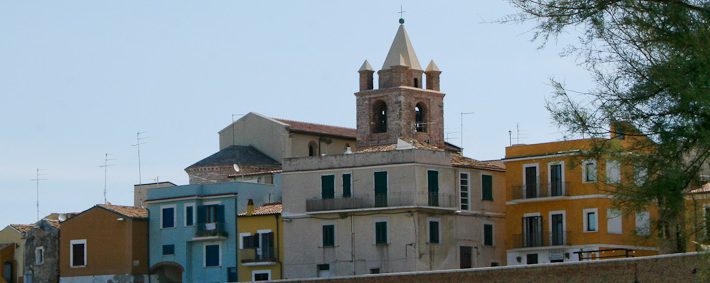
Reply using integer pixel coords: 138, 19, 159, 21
23, 219, 60, 283
0, 225, 30, 283
237, 203, 284, 281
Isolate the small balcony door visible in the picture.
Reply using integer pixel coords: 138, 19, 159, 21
550, 163, 563, 196
551, 213, 564, 245
523, 215, 543, 247
374, 171, 388, 207
524, 166, 538, 198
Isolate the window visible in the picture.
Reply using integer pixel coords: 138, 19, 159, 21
415, 103, 426, 132
243, 231, 275, 260
549, 162, 564, 196
252, 270, 271, 281
584, 208, 598, 232
372, 100, 387, 133
413, 77, 419, 88
523, 215, 543, 247
322, 224, 335, 247
460, 173, 469, 210
482, 174, 493, 201
317, 264, 330, 278
428, 170, 439, 206
428, 219, 440, 244
636, 211, 651, 236
204, 243, 221, 267
198, 204, 224, 224
374, 171, 388, 207
524, 164, 539, 198
70, 239, 87, 267
491, 262, 500, 267
551, 212, 565, 245
375, 221, 388, 245
634, 167, 647, 186
370, 268, 380, 274
308, 141, 318, 157
342, 173, 352, 198
526, 253, 538, 264
35, 246, 44, 265
607, 208, 622, 234
606, 160, 620, 184
583, 160, 597, 183
162, 244, 175, 256
185, 204, 195, 227
161, 206, 175, 228
321, 175, 335, 199
483, 224, 493, 246
705, 206, 710, 239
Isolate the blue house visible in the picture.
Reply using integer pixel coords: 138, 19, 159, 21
145, 178, 280, 283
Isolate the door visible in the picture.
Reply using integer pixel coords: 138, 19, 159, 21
459, 246, 473, 268
525, 166, 538, 198
551, 213, 564, 245
374, 171, 388, 207
550, 164, 563, 196
523, 216, 543, 247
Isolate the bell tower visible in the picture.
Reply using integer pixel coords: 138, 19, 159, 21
355, 20, 445, 148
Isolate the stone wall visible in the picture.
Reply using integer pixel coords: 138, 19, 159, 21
277, 252, 708, 283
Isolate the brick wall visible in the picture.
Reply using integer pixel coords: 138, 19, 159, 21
278, 252, 708, 283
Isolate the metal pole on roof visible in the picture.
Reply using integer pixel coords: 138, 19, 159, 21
31, 168, 47, 221
98, 153, 115, 204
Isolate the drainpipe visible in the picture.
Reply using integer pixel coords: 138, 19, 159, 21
274, 213, 282, 279
146, 209, 151, 283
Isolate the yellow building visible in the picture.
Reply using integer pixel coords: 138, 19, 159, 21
504, 138, 658, 265
0, 224, 32, 283
685, 183, 710, 251
237, 201, 283, 281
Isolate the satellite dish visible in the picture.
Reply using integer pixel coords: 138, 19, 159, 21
58, 214, 67, 222
233, 164, 240, 173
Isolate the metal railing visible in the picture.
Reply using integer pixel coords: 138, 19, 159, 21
239, 248, 276, 263
512, 231, 569, 249
195, 222, 228, 238
306, 192, 456, 212
511, 182, 570, 200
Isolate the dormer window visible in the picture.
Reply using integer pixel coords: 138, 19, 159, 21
415, 103, 426, 132
372, 100, 388, 133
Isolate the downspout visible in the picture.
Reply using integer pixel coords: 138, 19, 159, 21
235, 196, 239, 282
146, 210, 151, 283
351, 213, 355, 275
274, 213, 282, 279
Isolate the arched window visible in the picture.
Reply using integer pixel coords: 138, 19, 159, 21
308, 141, 318, 157
413, 78, 419, 88
415, 103, 427, 132
372, 100, 387, 133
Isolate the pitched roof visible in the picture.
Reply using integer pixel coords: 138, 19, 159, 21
359, 60, 374, 72
9, 224, 34, 235
97, 204, 148, 219
382, 24, 422, 71
451, 154, 506, 172
186, 145, 282, 170
355, 138, 445, 153
688, 182, 710, 194
274, 118, 356, 139
239, 203, 282, 216
425, 60, 440, 72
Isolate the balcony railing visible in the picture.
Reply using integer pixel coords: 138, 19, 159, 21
239, 248, 276, 263
195, 222, 228, 238
306, 192, 456, 212
511, 182, 570, 200
512, 231, 569, 249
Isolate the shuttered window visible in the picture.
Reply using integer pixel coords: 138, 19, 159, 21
482, 175, 493, 201
321, 175, 335, 199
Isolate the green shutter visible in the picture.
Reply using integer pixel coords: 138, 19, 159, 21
429, 221, 440, 244
482, 175, 493, 201
322, 225, 335, 247
321, 175, 335, 199
428, 170, 439, 206
342, 174, 352, 198
374, 172, 388, 207
484, 224, 493, 246
375, 222, 387, 244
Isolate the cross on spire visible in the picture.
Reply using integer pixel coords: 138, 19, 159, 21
398, 5, 405, 24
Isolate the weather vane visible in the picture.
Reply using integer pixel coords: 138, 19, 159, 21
398, 5, 405, 24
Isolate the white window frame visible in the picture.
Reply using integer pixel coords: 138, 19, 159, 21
459, 172, 470, 210
522, 163, 540, 197
606, 160, 621, 184
634, 166, 648, 187
583, 208, 598, 232
35, 246, 45, 265
607, 208, 623, 234
256, 229, 272, 257
547, 161, 566, 195
239, 233, 251, 249
373, 218, 389, 245
635, 211, 651, 236
184, 203, 195, 227
69, 239, 87, 268
252, 270, 272, 281
203, 242, 222, 267
548, 210, 566, 244
483, 223, 494, 246
160, 204, 176, 229
427, 217, 441, 244
582, 160, 598, 183
321, 221, 336, 248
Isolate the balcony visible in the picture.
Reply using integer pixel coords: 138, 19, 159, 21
511, 182, 570, 200
305, 192, 456, 212
195, 222, 228, 238
512, 231, 569, 249
239, 248, 277, 265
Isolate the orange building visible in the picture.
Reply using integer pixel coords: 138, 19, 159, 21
504, 137, 658, 265
59, 204, 149, 282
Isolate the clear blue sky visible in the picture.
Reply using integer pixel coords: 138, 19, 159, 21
0, 1, 592, 226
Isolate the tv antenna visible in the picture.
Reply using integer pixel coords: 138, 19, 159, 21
30, 168, 48, 221
131, 131, 148, 184
98, 153, 115, 204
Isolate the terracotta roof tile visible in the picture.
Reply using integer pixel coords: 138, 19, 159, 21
9, 224, 34, 235
451, 154, 506, 172
689, 182, 710, 194
274, 118, 356, 139
98, 204, 148, 219
239, 203, 282, 216
355, 138, 445, 153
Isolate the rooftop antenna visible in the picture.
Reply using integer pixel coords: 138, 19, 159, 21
508, 130, 513, 146
445, 131, 458, 142
460, 112, 474, 153
131, 131, 148, 184
30, 168, 47, 221
398, 5, 406, 24
98, 153, 115, 204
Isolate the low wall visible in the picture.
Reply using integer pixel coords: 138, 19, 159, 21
278, 252, 708, 283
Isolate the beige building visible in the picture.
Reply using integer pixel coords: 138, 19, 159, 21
282, 21, 506, 279
0, 224, 32, 283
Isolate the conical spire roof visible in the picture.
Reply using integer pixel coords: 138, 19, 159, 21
381, 24, 422, 71
358, 60, 374, 72
425, 60, 440, 72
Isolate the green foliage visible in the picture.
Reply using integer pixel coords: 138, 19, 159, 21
508, 0, 710, 252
